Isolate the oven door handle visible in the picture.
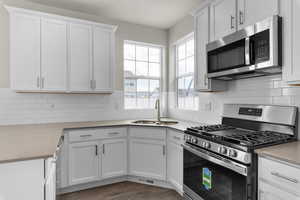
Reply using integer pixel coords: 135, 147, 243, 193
182, 144, 248, 176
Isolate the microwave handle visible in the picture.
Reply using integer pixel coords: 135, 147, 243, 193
245, 37, 250, 65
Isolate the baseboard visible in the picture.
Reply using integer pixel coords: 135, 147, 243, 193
58, 175, 182, 196
58, 176, 128, 194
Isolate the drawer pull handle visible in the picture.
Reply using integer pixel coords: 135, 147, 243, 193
80, 134, 92, 138
108, 132, 120, 135
173, 136, 181, 140
271, 172, 299, 184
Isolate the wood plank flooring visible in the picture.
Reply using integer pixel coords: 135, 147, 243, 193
58, 181, 182, 200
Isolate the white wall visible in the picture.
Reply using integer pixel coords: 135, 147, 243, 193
0, 0, 168, 125
167, 15, 300, 139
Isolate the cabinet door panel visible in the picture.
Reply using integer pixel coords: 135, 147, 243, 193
69, 23, 92, 92
195, 7, 210, 90
69, 141, 99, 185
259, 181, 300, 200
10, 13, 41, 90
93, 26, 113, 92
129, 139, 166, 180
102, 139, 127, 179
41, 18, 67, 91
238, 0, 279, 29
210, 0, 236, 41
167, 141, 183, 192
0, 159, 44, 200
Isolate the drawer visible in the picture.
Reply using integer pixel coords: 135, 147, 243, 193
94, 127, 127, 140
259, 157, 300, 195
167, 129, 184, 145
129, 127, 166, 140
68, 129, 96, 142
68, 127, 127, 142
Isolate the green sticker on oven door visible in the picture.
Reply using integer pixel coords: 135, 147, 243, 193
203, 168, 212, 190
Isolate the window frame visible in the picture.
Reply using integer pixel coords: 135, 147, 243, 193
123, 40, 164, 110
174, 33, 198, 110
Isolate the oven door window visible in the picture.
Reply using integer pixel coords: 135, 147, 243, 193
208, 39, 246, 73
183, 149, 247, 200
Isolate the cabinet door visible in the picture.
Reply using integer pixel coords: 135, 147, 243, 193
0, 159, 44, 200
101, 139, 127, 179
285, 0, 300, 83
69, 141, 99, 185
10, 13, 41, 91
41, 18, 67, 91
210, 0, 237, 41
237, 0, 279, 30
195, 6, 210, 91
129, 139, 166, 180
259, 181, 300, 200
69, 23, 93, 92
167, 141, 183, 192
93, 26, 114, 92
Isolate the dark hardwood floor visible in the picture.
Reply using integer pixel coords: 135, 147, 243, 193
58, 181, 182, 200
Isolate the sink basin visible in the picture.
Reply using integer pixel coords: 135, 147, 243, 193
132, 120, 178, 125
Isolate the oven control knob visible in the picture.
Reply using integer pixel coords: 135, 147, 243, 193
203, 142, 211, 149
218, 146, 227, 154
229, 149, 238, 158
192, 138, 198, 144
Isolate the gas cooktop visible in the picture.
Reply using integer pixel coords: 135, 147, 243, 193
187, 124, 293, 147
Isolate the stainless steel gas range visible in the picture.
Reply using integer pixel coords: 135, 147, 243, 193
183, 104, 298, 200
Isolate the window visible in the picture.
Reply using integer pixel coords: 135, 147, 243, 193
176, 34, 199, 110
124, 41, 162, 109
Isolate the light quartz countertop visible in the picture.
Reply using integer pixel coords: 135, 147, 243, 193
255, 141, 300, 166
0, 119, 203, 163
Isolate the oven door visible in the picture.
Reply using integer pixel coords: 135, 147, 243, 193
183, 144, 250, 200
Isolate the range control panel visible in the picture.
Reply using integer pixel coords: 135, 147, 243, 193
239, 107, 263, 117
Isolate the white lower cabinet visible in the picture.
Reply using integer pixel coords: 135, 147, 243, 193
167, 130, 183, 193
102, 139, 127, 179
69, 141, 100, 185
259, 181, 300, 200
0, 159, 45, 200
258, 156, 300, 200
129, 138, 166, 180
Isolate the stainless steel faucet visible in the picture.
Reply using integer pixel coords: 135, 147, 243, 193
155, 99, 161, 122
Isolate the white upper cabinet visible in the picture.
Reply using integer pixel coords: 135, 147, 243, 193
210, 0, 237, 41
237, 0, 279, 29
6, 6, 117, 93
194, 6, 227, 92
69, 23, 93, 92
9, 12, 41, 91
282, 0, 300, 84
41, 18, 67, 91
93, 26, 114, 92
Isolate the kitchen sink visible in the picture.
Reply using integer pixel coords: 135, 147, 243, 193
132, 120, 178, 125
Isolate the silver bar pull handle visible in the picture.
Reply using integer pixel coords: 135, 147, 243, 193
108, 132, 120, 135
80, 134, 92, 138
95, 145, 98, 156
163, 145, 166, 156
37, 77, 40, 88
103, 144, 105, 154
41, 77, 45, 89
93, 80, 96, 89
90, 80, 93, 89
239, 11, 244, 25
230, 15, 235, 29
271, 172, 299, 184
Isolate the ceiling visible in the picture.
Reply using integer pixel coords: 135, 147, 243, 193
27, 0, 204, 29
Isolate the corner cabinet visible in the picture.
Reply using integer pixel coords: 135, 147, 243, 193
6, 6, 117, 93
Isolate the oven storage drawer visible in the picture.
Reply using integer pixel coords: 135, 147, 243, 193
259, 157, 300, 196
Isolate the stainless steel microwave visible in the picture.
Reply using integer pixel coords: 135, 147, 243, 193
206, 15, 282, 80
